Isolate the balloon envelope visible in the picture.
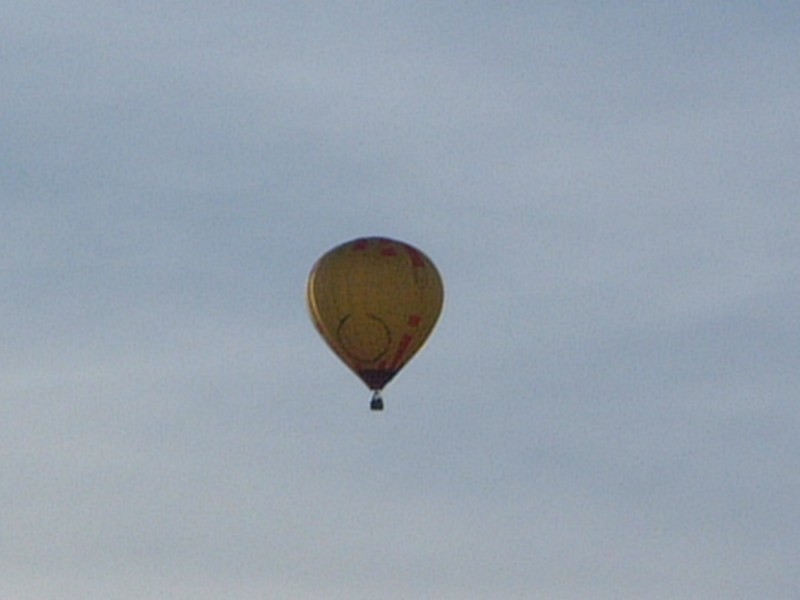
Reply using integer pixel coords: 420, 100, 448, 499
307, 237, 444, 393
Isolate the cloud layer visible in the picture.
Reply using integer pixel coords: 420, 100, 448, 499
2, 3, 799, 598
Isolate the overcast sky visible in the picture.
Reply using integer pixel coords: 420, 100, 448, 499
2, 2, 799, 599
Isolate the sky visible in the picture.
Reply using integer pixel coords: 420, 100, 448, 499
2, 2, 799, 598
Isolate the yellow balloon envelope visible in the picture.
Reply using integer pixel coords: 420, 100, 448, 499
307, 237, 444, 410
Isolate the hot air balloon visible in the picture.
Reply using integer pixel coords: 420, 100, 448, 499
307, 237, 444, 411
